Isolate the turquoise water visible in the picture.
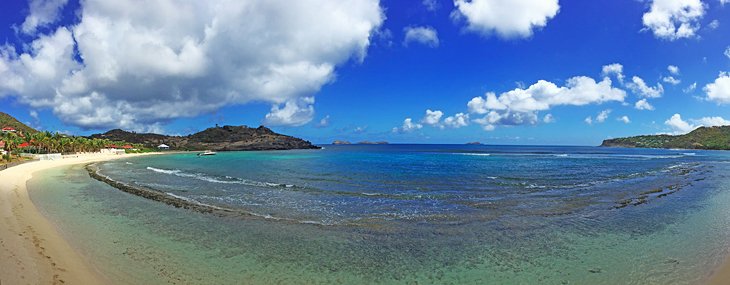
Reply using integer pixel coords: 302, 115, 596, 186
27, 145, 730, 284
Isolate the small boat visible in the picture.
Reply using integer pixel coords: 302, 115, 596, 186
197, 150, 217, 156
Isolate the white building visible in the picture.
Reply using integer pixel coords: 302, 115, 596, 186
157, 144, 170, 150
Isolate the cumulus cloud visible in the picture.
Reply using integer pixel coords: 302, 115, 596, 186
403, 26, 440, 47
263, 97, 316, 127
20, 0, 69, 35
704, 72, 730, 104
627, 76, 664, 98
635, 99, 655, 110
663, 76, 681, 85
617, 115, 631, 124
393, 118, 423, 133
662, 65, 681, 85
596, 109, 611, 123
664, 113, 730, 134
642, 0, 705, 40
467, 73, 625, 131
0, 0, 385, 132
443, 113, 470, 128
668, 65, 680, 75
543, 113, 555, 123
665, 114, 694, 134
585, 110, 611, 125
602, 63, 625, 83
452, 0, 560, 38
421, 109, 444, 126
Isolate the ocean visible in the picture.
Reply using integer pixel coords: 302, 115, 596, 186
27, 145, 730, 284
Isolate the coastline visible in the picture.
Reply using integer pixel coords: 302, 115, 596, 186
0, 152, 159, 284
707, 257, 730, 284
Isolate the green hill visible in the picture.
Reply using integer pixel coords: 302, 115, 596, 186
601, 126, 730, 150
0, 112, 37, 134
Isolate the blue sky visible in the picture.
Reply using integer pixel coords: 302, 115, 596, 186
0, 0, 729, 145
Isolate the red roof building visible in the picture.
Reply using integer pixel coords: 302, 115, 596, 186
2, 127, 16, 132
122, 145, 134, 149
0, 141, 5, 149
18, 142, 30, 148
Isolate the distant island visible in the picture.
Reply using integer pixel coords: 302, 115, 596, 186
601, 126, 730, 150
466, 142, 482, 145
357, 141, 388, 145
332, 140, 388, 145
91, 126, 320, 151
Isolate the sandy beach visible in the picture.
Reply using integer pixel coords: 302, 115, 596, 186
0, 153, 157, 285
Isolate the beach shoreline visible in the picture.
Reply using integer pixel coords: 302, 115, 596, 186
0, 152, 159, 284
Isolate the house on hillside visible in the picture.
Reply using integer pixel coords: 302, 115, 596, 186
2, 127, 16, 133
122, 144, 138, 151
0, 141, 6, 156
157, 144, 170, 150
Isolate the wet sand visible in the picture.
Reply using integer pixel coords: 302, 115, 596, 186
0, 153, 157, 284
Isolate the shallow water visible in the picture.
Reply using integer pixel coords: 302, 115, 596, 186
27, 145, 730, 284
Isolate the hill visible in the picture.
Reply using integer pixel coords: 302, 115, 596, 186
0, 112, 37, 134
601, 126, 730, 150
90, 125, 320, 151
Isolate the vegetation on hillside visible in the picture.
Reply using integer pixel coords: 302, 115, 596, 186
602, 126, 730, 150
0, 112, 37, 134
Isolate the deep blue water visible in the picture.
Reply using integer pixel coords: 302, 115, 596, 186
97, 145, 725, 226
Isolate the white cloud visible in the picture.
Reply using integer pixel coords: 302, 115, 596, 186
596, 109, 611, 123
704, 72, 730, 104
668, 65, 680, 75
393, 118, 423, 133
602, 63, 625, 83
662, 65, 681, 85
20, 0, 69, 35
663, 76, 681, 85
642, 0, 705, 40
543, 113, 555, 123
708, 19, 720, 29
665, 114, 695, 134
684, 82, 697, 93
618, 115, 631, 124
665, 113, 730, 134
421, 109, 444, 126
452, 0, 560, 39
467, 72, 625, 131
29, 110, 39, 120
694, 116, 730, 126
316, 115, 330, 128
725, 46, 730, 59
584, 116, 593, 125
403, 26, 440, 48
721, 0, 730, 5
0, 0, 384, 131
635, 99, 655, 110
442, 113, 470, 128
627, 76, 664, 98
263, 97, 316, 127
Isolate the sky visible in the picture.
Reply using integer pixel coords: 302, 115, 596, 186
0, 0, 729, 145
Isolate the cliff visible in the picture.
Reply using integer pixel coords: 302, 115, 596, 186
601, 126, 730, 150
90, 125, 320, 151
